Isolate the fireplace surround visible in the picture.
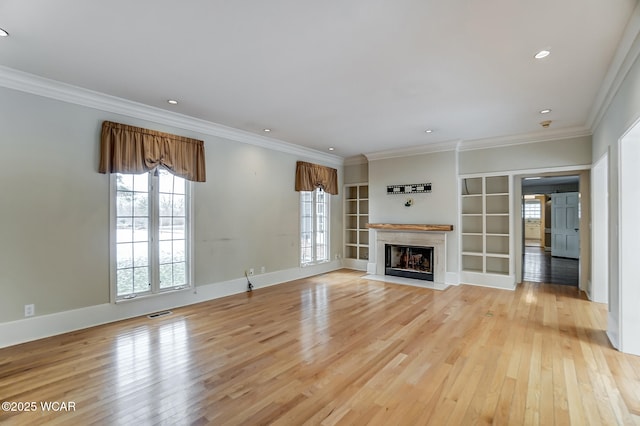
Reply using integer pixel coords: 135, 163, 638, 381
366, 224, 453, 289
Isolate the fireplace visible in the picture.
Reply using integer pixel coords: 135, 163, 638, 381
367, 225, 452, 289
385, 244, 434, 281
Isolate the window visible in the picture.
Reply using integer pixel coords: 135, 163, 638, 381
112, 167, 191, 300
523, 200, 541, 219
300, 188, 330, 265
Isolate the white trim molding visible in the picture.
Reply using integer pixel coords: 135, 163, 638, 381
0, 66, 343, 168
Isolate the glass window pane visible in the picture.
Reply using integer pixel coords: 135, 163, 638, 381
173, 239, 185, 262
117, 268, 133, 296
117, 192, 133, 217
117, 218, 133, 243
159, 219, 172, 241
116, 174, 134, 191
133, 218, 148, 242
133, 242, 148, 267
173, 262, 186, 286
158, 168, 175, 193
159, 194, 173, 216
159, 241, 172, 264
117, 243, 133, 269
160, 264, 173, 288
133, 173, 149, 192
173, 218, 185, 240
134, 192, 148, 216
133, 267, 149, 292
173, 177, 185, 195
173, 194, 185, 216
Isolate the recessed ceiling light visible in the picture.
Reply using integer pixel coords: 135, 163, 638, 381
540, 109, 552, 114
534, 50, 550, 59
0, 28, 9, 37
263, 128, 271, 133
167, 99, 178, 105
425, 129, 433, 133
328, 147, 335, 151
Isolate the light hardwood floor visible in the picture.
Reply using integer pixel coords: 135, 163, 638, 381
1, 270, 639, 425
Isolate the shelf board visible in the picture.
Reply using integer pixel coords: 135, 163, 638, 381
462, 232, 483, 236
366, 223, 454, 232
461, 194, 482, 198
461, 213, 482, 217
486, 192, 509, 196
462, 251, 483, 256
486, 233, 509, 237
486, 253, 510, 258
486, 270, 510, 276
486, 213, 509, 217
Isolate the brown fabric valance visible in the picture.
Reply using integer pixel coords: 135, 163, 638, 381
98, 121, 206, 182
295, 161, 338, 195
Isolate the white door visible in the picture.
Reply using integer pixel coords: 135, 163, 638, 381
551, 192, 580, 258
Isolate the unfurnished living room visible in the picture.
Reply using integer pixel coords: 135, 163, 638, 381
1, 1, 640, 424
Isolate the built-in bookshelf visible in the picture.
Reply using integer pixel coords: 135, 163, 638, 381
344, 183, 369, 270
460, 174, 514, 289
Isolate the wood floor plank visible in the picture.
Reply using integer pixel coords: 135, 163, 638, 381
1, 270, 639, 425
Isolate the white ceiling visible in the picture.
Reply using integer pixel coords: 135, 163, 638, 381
0, 1, 638, 159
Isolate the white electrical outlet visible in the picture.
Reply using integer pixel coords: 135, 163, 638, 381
260, 266, 265, 274
24, 304, 35, 317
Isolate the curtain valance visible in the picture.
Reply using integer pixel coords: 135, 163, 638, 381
295, 161, 338, 195
98, 121, 206, 182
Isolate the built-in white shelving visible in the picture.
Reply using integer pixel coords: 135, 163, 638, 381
344, 183, 369, 270
460, 174, 515, 289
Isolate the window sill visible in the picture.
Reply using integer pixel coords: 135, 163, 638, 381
113, 285, 193, 304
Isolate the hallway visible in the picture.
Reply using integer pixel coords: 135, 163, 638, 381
522, 245, 579, 286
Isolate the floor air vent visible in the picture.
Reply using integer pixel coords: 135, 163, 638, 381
147, 310, 172, 319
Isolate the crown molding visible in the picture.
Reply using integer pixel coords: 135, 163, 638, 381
364, 139, 460, 161
457, 126, 592, 152
0, 66, 344, 167
587, 2, 640, 132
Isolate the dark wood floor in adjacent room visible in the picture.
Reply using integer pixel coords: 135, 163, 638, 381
523, 245, 580, 286
1, 270, 638, 425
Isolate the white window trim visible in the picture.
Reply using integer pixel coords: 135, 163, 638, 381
300, 188, 331, 267
109, 170, 194, 303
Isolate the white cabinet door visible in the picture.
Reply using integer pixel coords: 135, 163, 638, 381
551, 192, 580, 259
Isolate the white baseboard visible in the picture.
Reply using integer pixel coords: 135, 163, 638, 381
342, 258, 368, 271
0, 261, 341, 349
459, 271, 517, 291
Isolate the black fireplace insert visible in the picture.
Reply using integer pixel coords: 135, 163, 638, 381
385, 244, 434, 281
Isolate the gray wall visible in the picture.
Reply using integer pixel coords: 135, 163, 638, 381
0, 87, 343, 323
459, 136, 592, 175
344, 158, 368, 184
368, 150, 459, 273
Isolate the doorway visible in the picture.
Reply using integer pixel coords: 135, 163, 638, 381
521, 175, 580, 286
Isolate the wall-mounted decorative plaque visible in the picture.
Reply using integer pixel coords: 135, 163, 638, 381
387, 183, 432, 195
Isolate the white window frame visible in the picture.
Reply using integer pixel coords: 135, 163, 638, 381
524, 200, 541, 220
300, 188, 330, 266
109, 167, 193, 302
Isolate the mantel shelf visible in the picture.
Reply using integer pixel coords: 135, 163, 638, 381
366, 223, 454, 232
